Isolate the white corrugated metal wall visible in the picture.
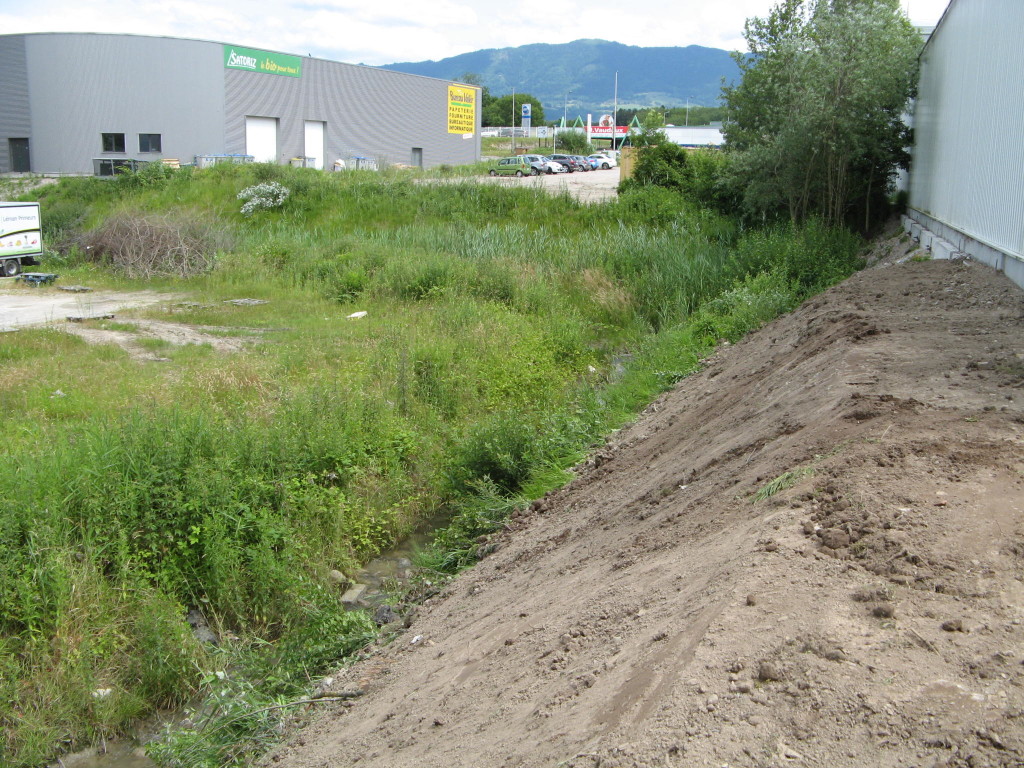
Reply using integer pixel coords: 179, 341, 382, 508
908, 0, 1024, 278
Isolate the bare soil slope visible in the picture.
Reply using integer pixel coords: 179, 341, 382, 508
269, 253, 1024, 768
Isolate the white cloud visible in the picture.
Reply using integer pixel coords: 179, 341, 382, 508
0, 0, 952, 64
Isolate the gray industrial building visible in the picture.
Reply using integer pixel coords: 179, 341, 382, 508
0, 33, 481, 175
906, 0, 1023, 288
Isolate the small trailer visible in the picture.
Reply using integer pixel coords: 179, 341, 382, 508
0, 202, 42, 277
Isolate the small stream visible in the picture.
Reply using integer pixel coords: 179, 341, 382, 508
53, 520, 440, 768
53, 741, 157, 768
350, 519, 440, 605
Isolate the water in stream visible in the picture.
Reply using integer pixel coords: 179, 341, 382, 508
52, 521, 439, 768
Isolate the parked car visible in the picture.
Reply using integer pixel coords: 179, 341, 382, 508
522, 154, 566, 174
524, 153, 565, 173
489, 156, 539, 177
588, 153, 616, 169
550, 154, 587, 173
540, 156, 569, 173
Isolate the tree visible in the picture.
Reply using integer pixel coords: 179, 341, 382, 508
629, 109, 669, 148
721, 0, 920, 230
482, 94, 545, 127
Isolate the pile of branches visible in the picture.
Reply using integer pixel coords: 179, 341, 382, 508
77, 212, 229, 279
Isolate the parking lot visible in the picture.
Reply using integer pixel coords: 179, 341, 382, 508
478, 166, 620, 202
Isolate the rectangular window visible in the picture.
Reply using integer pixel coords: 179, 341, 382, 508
102, 133, 126, 153
94, 158, 138, 176
139, 134, 162, 153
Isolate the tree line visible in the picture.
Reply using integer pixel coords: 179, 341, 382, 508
624, 0, 920, 233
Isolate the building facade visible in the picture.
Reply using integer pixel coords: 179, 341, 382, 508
0, 33, 481, 174
906, 0, 1023, 288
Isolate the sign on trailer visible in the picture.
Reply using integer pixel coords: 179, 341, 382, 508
0, 203, 42, 258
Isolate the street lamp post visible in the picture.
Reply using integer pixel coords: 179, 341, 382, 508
612, 71, 618, 150
512, 88, 516, 152
558, 90, 571, 152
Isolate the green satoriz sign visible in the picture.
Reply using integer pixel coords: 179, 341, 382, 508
223, 45, 302, 78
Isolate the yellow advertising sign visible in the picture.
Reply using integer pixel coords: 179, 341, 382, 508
448, 85, 477, 134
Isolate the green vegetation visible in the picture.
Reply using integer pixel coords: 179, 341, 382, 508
619, 1, 919, 234
617, 105, 726, 127
752, 466, 816, 502
722, 0, 920, 230
0, 160, 864, 767
482, 93, 546, 127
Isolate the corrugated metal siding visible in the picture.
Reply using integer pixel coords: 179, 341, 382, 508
225, 57, 480, 168
0, 33, 479, 174
15, 33, 225, 174
909, 0, 1023, 261
0, 36, 32, 173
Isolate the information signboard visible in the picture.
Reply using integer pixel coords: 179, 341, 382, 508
0, 203, 42, 258
448, 85, 477, 134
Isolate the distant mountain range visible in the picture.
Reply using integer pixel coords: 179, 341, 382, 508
379, 39, 741, 120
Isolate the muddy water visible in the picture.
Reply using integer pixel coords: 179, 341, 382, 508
52, 520, 443, 768
351, 515, 445, 604
53, 741, 156, 768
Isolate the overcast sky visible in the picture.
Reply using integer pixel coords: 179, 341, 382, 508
0, 0, 951, 65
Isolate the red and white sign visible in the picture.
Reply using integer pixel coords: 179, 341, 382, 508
589, 126, 630, 137
599, 114, 614, 127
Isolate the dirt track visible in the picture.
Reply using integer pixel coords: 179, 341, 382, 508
267, 234, 1024, 768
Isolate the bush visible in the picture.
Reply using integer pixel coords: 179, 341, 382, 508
620, 145, 736, 214
77, 212, 229, 278
554, 130, 592, 154
237, 182, 290, 216
620, 142, 689, 192
451, 410, 539, 494
115, 161, 182, 193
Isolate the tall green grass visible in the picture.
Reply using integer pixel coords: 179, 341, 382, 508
0, 163, 864, 767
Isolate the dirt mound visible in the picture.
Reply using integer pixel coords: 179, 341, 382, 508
267, 252, 1024, 768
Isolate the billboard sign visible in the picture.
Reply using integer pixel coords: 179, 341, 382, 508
589, 126, 630, 137
224, 45, 302, 77
521, 103, 531, 118
0, 203, 42, 258
448, 85, 477, 134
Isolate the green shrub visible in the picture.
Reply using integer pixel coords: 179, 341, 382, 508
620, 142, 689, 192
554, 130, 592, 154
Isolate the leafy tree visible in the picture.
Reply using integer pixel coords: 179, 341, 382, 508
629, 109, 670, 148
721, 0, 920, 230
482, 94, 545, 127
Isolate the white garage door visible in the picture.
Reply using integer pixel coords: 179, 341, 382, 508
304, 121, 325, 170
245, 116, 278, 163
